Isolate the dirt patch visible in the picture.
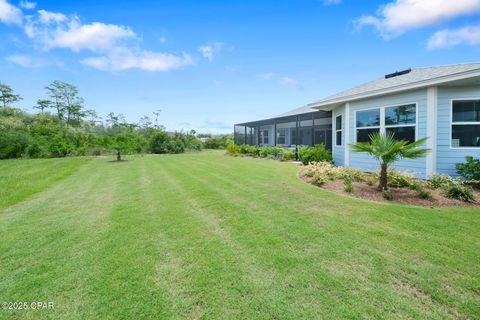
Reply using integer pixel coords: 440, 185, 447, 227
300, 170, 480, 207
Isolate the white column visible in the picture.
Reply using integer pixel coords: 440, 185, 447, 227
426, 87, 437, 177
344, 102, 350, 166
331, 111, 335, 159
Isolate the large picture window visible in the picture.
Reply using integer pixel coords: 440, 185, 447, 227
385, 104, 416, 143
355, 104, 417, 143
356, 108, 380, 142
335, 115, 342, 146
452, 100, 480, 148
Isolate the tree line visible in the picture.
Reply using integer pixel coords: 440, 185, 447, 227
0, 81, 232, 160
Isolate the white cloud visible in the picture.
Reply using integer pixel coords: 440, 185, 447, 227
5, 53, 64, 67
24, 14, 135, 52
356, 0, 480, 38
160, 36, 167, 44
37, 9, 67, 24
81, 48, 192, 72
0, 0, 22, 24
279, 76, 300, 90
0, 4, 193, 72
427, 24, 480, 49
5, 53, 31, 66
19, 0, 35, 9
198, 42, 224, 61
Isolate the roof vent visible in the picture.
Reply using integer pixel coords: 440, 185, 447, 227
385, 68, 411, 79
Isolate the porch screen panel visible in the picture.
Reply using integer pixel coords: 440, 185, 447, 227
298, 114, 314, 146
234, 125, 246, 145
276, 116, 297, 147
314, 112, 333, 150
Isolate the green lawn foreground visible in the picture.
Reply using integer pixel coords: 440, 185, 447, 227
0, 151, 479, 319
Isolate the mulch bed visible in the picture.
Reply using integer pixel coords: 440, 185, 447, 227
300, 170, 480, 207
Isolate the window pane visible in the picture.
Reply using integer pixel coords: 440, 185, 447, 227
259, 129, 269, 145
385, 104, 416, 125
386, 126, 416, 143
452, 125, 480, 147
356, 109, 380, 127
336, 115, 342, 130
453, 100, 480, 122
336, 131, 342, 146
276, 128, 286, 145
356, 128, 380, 142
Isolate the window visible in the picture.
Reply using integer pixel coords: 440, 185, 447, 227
452, 100, 480, 148
355, 104, 417, 143
276, 128, 286, 145
356, 109, 380, 142
260, 129, 269, 145
385, 104, 416, 143
335, 115, 342, 146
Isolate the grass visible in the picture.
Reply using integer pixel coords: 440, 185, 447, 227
0, 151, 479, 319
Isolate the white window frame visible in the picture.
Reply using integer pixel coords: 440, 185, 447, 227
384, 103, 418, 142
450, 98, 480, 149
354, 102, 418, 143
354, 107, 381, 143
335, 114, 343, 146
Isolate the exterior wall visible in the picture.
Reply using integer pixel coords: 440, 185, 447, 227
346, 89, 429, 178
332, 105, 345, 165
436, 86, 480, 176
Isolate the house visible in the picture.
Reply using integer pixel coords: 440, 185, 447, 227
234, 62, 480, 178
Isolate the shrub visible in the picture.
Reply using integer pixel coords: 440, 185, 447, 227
366, 175, 377, 186
387, 169, 415, 188
382, 189, 393, 201
313, 173, 327, 185
456, 155, 480, 181
418, 190, 431, 199
238, 144, 250, 155
344, 177, 353, 193
298, 144, 332, 165
444, 180, 475, 202
270, 146, 283, 158
259, 146, 270, 158
149, 131, 171, 154
187, 139, 203, 151
226, 143, 240, 155
427, 174, 454, 189
303, 162, 367, 184
282, 149, 295, 161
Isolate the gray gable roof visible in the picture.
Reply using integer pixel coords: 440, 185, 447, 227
277, 105, 317, 117
309, 62, 480, 108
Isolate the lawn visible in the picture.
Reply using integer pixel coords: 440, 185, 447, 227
0, 151, 479, 319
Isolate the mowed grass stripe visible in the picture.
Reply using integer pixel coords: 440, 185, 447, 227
0, 158, 119, 320
0, 157, 91, 209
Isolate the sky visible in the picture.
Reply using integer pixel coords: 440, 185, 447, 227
1, 0, 480, 133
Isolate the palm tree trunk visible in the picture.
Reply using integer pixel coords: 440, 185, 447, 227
378, 163, 388, 191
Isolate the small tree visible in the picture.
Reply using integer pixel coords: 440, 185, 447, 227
112, 133, 135, 161
350, 132, 429, 191
33, 99, 52, 113
0, 83, 22, 107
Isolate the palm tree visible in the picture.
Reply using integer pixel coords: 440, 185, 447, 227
350, 132, 429, 191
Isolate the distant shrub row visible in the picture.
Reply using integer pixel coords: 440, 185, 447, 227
225, 143, 332, 163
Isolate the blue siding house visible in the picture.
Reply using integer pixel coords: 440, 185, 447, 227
235, 62, 480, 178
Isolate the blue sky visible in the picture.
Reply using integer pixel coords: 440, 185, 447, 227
1, 0, 480, 133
